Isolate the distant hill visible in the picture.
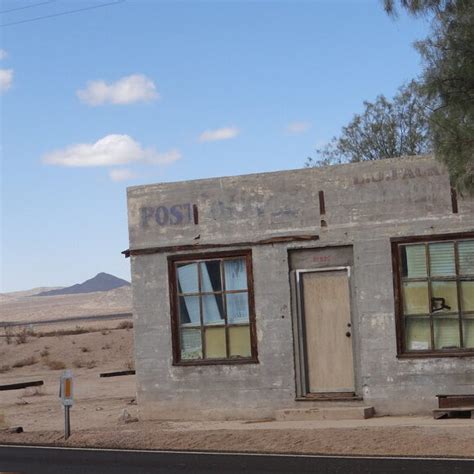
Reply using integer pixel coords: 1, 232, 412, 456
36, 273, 130, 297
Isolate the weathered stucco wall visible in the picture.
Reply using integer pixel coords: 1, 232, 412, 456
127, 156, 474, 419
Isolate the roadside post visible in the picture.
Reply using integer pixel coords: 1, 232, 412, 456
59, 370, 74, 439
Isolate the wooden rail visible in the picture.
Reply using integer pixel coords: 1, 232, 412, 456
0, 380, 44, 391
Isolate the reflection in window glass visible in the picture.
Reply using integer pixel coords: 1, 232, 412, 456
177, 263, 199, 293
202, 294, 225, 325
224, 259, 247, 290
229, 326, 251, 357
434, 316, 460, 349
402, 245, 427, 278
226, 293, 250, 324
461, 281, 474, 312
179, 295, 200, 325
459, 240, 474, 275
205, 327, 226, 358
429, 242, 455, 276
405, 317, 431, 350
181, 328, 202, 359
402, 282, 429, 314
431, 281, 458, 313
201, 261, 222, 292
173, 253, 255, 363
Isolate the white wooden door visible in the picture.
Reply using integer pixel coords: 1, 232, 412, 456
302, 270, 354, 393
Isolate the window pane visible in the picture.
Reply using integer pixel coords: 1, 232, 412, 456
434, 316, 460, 349
181, 328, 202, 360
229, 325, 251, 357
402, 245, 427, 278
462, 318, 474, 348
405, 317, 431, 350
177, 263, 199, 293
202, 294, 225, 325
179, 295, 200, 325
200, 261, 222, 292
402, 282, 429, 315
204, 327, 226, 358
226, 292, 249, 324
458, 240, 474, 275
224, 258, 247, 290
431, 281, 458, 313
461, 281, 474, 312
429, 242, 455, 276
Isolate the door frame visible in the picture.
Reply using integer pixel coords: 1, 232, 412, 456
293, 266, 355, 398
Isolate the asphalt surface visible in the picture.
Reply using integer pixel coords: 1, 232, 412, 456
0, 312, 133, 328
0, 446, 473, 473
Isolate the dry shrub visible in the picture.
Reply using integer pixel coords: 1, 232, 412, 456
0, 364, 11, 373
12, 356, 37, 368
15, 327, 29, 345
73, 359, 97, 369
117, 320, 133, 330
37, 326, 94, 337
80, 346, 90, 353
23, 386, 45, 397
125, 359, 135, 370
40, 348, 50, 357
46, 359, 66, 370
101, 343, 111, 350
3, 326, 13, 345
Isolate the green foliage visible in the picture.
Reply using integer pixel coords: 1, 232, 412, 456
383, 0, 456, 16
384, 0, 474, 193
306, 81, 432, 167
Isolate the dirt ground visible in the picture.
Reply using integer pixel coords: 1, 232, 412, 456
1, 326, 474, 458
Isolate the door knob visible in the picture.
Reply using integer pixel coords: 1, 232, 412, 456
345, 332, 351, 338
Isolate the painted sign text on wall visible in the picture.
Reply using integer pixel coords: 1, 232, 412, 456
353, 166, 442, 185
140, 204, 196, 227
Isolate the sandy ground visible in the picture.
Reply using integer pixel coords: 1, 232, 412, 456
0, 286, 131, 324
1, 326, 474, 457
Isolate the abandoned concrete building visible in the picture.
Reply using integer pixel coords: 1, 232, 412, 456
125, 155, 474, 420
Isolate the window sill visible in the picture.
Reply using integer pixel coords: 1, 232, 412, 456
397, 351, 474, 359
173, 357, 259, 367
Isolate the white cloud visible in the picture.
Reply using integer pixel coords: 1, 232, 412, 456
109, 168, 137, 182
77, 74, 159, 106
147, 149, 182, 165
286, 121, 311, 134
43, 134, 181, 168
0, 49, 8, 60
199, 127, 239, 142
0, 69, 13, 93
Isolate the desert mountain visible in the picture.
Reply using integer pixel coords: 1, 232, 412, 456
36, 272, 130, 297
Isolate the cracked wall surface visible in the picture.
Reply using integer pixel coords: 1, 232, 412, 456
127, 155, 474, 419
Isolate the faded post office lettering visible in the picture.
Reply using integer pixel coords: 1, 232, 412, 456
140, 203, 195, 227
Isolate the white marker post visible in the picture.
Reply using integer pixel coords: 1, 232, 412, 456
59, 370, 74, 439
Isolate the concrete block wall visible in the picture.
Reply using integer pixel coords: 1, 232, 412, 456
127, 155, 474, 419
131, 245, 298, 420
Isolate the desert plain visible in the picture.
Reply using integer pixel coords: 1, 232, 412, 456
1, 286, 474, 457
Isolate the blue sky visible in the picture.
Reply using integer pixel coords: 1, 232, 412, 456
1, 0, 429, 292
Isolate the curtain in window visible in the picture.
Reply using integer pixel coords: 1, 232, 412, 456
177, 264, 200, 325
459, 240, 474, 275
405, 245, 427, 278
429, 242, 455, 276
201, 263, 224, 324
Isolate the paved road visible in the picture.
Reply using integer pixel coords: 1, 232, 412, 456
0, 446, 473, 473
0, 312, 133, 329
